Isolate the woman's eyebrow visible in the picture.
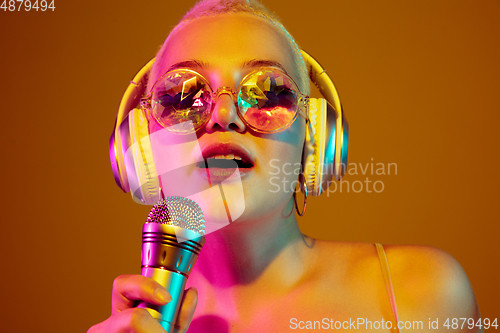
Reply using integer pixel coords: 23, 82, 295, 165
166, 60, 207, 72
242, 59, 288, 73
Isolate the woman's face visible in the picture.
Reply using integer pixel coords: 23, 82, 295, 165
149, 13, 306, 229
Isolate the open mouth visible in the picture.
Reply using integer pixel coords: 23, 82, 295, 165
196, 143, 255, 182
197, 154, 254, 169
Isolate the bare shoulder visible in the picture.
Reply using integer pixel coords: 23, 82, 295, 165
384, 244, 482, 330
311, 240, 482, 332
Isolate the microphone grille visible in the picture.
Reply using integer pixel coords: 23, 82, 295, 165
146, 196, 205, 235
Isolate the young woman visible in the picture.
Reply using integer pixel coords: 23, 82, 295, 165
89, 1, 482, 332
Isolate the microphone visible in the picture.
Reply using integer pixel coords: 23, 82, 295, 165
137, 196, 206, 333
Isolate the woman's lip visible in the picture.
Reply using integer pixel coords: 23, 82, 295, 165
195, 164, 254, 184
200, 142, 255, 165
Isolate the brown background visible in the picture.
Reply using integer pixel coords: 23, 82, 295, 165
1, 0, 499, 331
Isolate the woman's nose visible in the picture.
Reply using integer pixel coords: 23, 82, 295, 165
205, 93, 246, 133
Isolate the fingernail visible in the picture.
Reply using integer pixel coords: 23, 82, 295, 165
155, 288, 172, 303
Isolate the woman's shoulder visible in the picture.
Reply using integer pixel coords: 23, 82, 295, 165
314, 239, 473, 286
313, 240, 481, 330
382, 243, 480, 320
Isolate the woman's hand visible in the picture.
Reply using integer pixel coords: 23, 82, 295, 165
88, 274, 198, 333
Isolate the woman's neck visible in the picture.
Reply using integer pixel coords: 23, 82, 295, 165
192, 198, 317, 289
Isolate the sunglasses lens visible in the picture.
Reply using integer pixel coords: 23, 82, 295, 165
238, 69, 299, 132
151, 71, 212, 132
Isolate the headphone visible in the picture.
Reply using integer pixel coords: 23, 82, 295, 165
109, 50, 349, 205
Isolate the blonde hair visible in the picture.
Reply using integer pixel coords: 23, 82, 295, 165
149, 0, 310, 94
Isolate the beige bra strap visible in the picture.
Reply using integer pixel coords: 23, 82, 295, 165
375, 243, 401, 332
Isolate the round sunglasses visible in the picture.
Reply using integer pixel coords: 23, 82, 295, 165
141, 67, 309, 134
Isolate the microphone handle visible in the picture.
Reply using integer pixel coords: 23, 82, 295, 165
137, 267, 187, 333
138, 223, 205, 333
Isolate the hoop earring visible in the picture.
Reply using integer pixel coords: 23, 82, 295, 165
294, 174, 307, 216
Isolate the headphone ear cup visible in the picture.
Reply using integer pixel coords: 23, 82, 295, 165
109, 129, 130, 193
302, 98, 327, 196
120, 108, 161, 205
337, 113, 349, 180
318, 102, 348, 193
